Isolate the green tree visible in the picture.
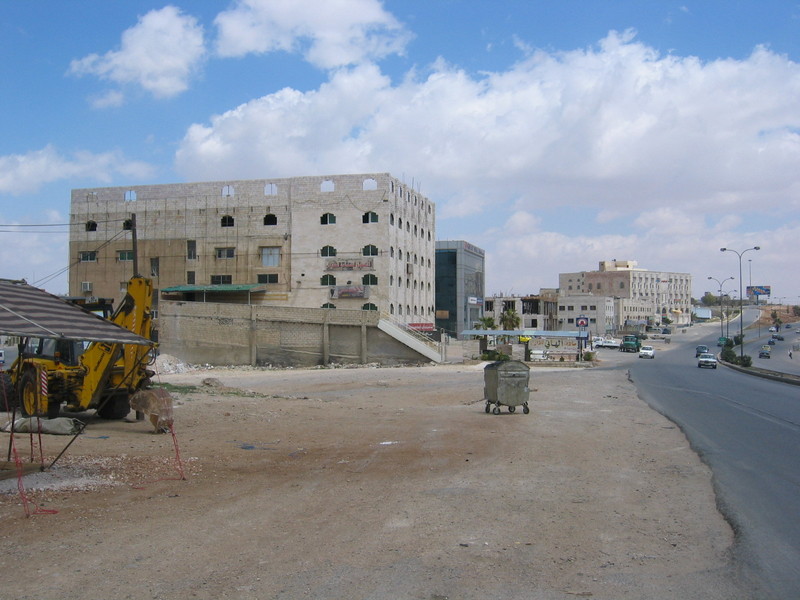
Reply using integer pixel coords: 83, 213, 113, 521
499, 308, 521, 331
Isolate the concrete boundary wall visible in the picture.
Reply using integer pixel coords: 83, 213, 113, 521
158, 300, 430, 367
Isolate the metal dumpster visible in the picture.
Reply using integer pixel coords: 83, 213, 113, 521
483, 360, 530, 415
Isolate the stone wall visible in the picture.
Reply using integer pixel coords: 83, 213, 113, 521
158, 300, 432, 367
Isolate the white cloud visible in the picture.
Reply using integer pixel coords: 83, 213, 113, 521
173, 29, 800, 297
214, 0, 411, 68
69, 6, 205, 100
0, 145, 155, 194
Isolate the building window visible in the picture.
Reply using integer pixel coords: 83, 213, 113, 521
362, 211, 378, 223
211, 275, 232, 285
222, 185, 234, 196
150, 257, 159, 277
261, 246, 280, 266
79, 251, 97, 262
320, 212, 336, 225
257, 273, 278, 284
264, 213, 277, 226
117, 250, 134, 262
568, 318, 574, 324
187, 240, 197, 260
221, 215, 234, 227
187, 271, 195, 284
362, 274, 377, 285
620, 282, 625, 289
215, 247, 235, 259
124, 190, 137, 201
597, 283, 602, 290
264, 183, 277, 195
85, 220, 97, 232
321, 179, 334, 192
362, 303, 378, 311
390, 214, 395, 225
567, 305, 574, 311
590, 305, 597, 310
558, 305, 565, 311
321, 274, 336, 286
581, 305, 588, 311
321, 245, 337, 257
322, 302, 336, 309
362, 178, 377, 190
362, 244, 378, 256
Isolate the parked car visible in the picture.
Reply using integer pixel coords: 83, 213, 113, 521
697, 353, 718, 369
695, 345, 709, 357
596, 338, 620, 348
638, 345, 655, 359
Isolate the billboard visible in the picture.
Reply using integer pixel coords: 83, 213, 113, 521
746, 285, 771, 296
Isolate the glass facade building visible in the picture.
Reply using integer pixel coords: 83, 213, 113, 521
435, 241, 485, 337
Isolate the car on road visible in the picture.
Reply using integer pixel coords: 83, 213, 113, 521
759, 345, 771, 358
695, 345, 709, 357
772, 334, 785, 341
638, 345, 655, 359
768, 339, 776, 345
697, 353, 718, 369
769, 326, 777, 332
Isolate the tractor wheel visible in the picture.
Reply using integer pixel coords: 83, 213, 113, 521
96, 394, 131, 420
19, 370, 47, 417
0, 372, 16, 411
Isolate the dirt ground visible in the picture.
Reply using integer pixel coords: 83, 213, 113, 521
0, 360, 756, 600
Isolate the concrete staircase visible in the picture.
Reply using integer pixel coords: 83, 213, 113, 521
378, 318, 442, 363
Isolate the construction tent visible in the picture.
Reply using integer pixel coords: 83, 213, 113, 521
0, 279, 151, 345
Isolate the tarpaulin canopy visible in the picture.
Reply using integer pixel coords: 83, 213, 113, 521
0, 279, 152, 345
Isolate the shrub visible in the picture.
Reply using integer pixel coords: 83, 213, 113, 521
481, 350, 510, 361
583, 351, 596, 361
721, 348, 737, 363
738, 355, 753, 368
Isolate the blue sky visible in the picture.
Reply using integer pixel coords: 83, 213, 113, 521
1, 1, 799, 304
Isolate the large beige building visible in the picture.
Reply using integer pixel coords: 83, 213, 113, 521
559, 260, 692, 327
69, 173, 436, 330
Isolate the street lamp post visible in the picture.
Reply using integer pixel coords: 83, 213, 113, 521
721, 246, 761, 360
708, 276, 734, 343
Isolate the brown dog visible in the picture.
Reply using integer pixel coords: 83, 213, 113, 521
130, 388, 174, 433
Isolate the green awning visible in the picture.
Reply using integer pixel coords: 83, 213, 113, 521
161, 284, 266, 293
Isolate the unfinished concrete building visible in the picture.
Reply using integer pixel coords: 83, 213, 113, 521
69, 174, 441, 366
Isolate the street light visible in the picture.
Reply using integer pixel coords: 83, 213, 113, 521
721, 246, 761, 360
708, 276, 734, 342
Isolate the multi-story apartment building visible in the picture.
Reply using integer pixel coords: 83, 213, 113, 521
434, 240, 485, 337
69, 173, 436, 329
559, 260, 692, 327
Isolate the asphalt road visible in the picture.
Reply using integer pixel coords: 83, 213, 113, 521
609, 321, 800, 598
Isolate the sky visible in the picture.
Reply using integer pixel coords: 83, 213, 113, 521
1, 0, 799, 304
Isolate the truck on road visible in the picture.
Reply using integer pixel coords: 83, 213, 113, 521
620, 334, 642, 353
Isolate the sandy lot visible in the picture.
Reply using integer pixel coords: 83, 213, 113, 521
0, 361, 755, 599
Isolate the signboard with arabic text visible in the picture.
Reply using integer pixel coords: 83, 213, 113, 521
326, 258, 375, 271
527, 337, 579, 350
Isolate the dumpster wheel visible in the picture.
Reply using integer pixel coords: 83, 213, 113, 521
492, 405, 500, 415
523, 403, 530, 414
508, 405, 516, 413
485, 402, 491, 413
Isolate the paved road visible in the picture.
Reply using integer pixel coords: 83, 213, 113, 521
605, 321, 800, 598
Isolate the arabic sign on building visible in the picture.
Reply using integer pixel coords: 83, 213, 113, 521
330, 285, 369, 299
326, 258, 374, 271
408, 322, 435, 331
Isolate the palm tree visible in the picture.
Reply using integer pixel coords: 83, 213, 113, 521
499, 308, 521, 344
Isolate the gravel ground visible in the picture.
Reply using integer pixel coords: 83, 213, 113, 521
0, 360, 758, 599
